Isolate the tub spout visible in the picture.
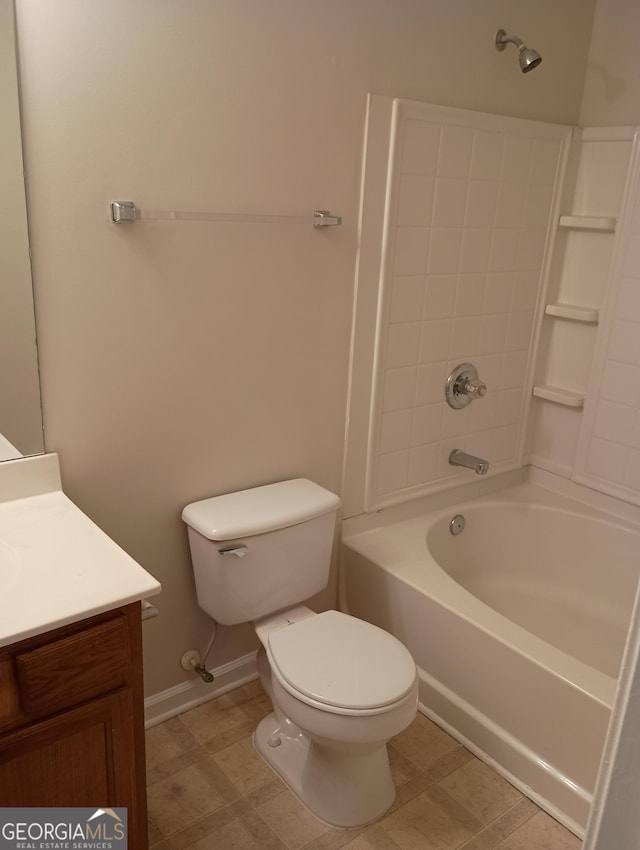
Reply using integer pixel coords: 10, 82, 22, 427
449, 449, 489, 475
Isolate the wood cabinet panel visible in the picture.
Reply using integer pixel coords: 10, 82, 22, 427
0, 696, 121, 805
0, 604, 148, 850
16, 616, 130, 717
0, 660, 19, 726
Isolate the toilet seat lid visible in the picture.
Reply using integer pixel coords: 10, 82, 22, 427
267, 610, 416, 711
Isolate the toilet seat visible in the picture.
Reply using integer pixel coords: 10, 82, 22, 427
266, 610, 417, 715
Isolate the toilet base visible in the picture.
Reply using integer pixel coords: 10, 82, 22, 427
253, 711, 396, 828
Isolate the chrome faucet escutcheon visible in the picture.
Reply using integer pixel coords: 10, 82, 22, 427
445, 363, 487, 409
449, 449, 490, 475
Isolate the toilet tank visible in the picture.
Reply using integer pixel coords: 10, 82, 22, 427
182, 479, 341, 625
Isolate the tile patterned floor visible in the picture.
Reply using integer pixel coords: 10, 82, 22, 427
146, 681, 582, 850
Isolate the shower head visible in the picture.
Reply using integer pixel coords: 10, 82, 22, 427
495, 29, 542, 74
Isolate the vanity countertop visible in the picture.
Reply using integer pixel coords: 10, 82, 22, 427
0, 453, 161, 648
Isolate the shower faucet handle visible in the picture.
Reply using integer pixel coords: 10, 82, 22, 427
463, 376, 487, 399
445, 363, 487, 409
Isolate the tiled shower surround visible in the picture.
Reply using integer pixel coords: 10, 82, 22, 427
576, 161, 640, 500
369, 101, 570, 507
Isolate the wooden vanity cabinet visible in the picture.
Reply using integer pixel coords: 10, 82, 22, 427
0, 603, 148, 849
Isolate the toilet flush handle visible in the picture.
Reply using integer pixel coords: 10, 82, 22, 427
217, 544, 248, 557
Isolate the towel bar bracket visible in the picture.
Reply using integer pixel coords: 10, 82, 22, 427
312, 210, 342, 228
110, 200, 139, 223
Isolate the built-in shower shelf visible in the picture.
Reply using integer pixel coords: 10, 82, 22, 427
532, 385, 585, 408
558, 215, 616, 232
544, 303, 599, 323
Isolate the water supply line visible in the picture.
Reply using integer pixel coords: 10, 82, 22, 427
181, 621, 217, 683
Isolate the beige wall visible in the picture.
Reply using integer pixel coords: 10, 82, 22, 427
15, 0, 595, 698
581, 0, 640, 126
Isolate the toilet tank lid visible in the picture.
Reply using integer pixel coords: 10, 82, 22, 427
182, 478, 341, 540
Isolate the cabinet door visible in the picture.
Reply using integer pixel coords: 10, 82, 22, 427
0, 689, 141, 842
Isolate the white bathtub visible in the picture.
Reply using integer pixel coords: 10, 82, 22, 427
340, 474, 640, 837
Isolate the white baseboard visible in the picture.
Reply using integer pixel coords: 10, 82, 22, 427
144, 650, 259, 728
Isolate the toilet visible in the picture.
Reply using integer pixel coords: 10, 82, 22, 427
182, 478, 418, 828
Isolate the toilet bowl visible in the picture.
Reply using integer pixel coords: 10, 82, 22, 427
181, 478, 418, 827
252, 607, 418, 827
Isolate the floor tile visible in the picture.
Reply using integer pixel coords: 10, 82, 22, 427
243, 777, 288, 808
147, 748, 206, 787
457, 798, 539, 849
153, 803, 240, 849
179, 691, 254, 747
257, 789, 332, 849
424, 784, 483, 834
146, 759, 229, 837
213, 734, 276, 794
376, 789, 473, 849
204, 720, 257, 755
504, 811, 582, 849
342, 825, 403, 849
238, 809, 289, 849
145, 717, 205, 785
187, 817, 268, 849
438, 757, 522, 825
147, 816, 164, 845
228, 683, 274, 725
388, 744, 421, 787
390, 712, 459, 770
303, 826, 365, 850
387, 769, 433, 814
148, 839, 173, 850
146, 716, 200, 769
425, 746, 474, 782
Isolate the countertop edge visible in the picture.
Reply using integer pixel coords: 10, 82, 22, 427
0, 583, 162, 650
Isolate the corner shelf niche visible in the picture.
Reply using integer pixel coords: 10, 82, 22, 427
533, 129, 634, 417
544, 303, 599, 323
532, 385, 585, 408
558, 215, 616, 232
528, 126, 636, 478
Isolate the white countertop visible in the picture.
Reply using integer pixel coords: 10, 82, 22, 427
0, 454, 161, 648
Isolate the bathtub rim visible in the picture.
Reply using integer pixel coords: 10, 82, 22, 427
342, 487, 620, 713
342, 466, 640, 536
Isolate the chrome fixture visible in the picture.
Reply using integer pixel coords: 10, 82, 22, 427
495, 29, 542, 74
449, 514, 466, 536
109, 200, 342, 228
218, 543, 248, 557
449, 450, 489, 476
445, 363, 487, 410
